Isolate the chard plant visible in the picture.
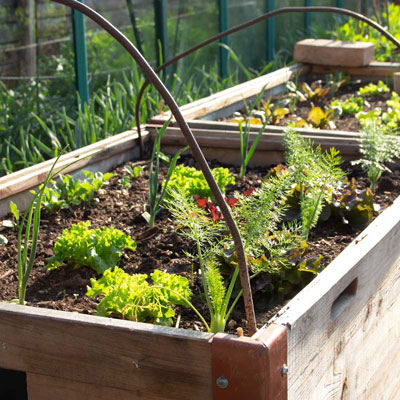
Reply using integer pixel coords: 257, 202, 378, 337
47, 221, 137, 274
86, 267, 192, 326
352, 122, 400, 192
284, 128, 347, 239
143, 119, 188, 227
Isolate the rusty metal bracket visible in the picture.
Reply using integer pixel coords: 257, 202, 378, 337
212, 324, 287, 400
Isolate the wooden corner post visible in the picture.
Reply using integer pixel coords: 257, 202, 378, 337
212, 324, 287, 400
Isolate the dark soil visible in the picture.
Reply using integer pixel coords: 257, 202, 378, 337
1, 156, 400, 336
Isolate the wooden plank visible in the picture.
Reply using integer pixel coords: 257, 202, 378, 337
271, 195, 400, 399
0, 128, 148, 198
152, 64, 310, 122
27, 373, 141, 400
0, 304, 213, 400
311, 61, 400, 78
148, 126, 361, 160
294, 39, 374, 67
151, 120, 362, 139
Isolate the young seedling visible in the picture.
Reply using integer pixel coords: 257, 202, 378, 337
17, 156, 61, 304
124, 165, 144, 178
143, 118, 188, 227
2, 201, 20, 230
0, 234, 7, 246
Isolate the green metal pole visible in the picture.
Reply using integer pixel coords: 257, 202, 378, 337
154, 0, 169, 69
218, 0, 228, 79
72, 0, 89, 108
126, 0, 144, 55
305, 0, 312, 36
266, 0, 275, 63
337, 0, 344, 8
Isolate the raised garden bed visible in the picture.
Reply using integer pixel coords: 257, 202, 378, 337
1, 115, 400, 399
149, 62, 400, 167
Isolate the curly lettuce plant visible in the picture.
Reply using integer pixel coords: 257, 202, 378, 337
32, 170, 114, 213
86, 267, 192, 326
358, 81, 390, 97
47, 221, 137, 274
166, 164, 235, 200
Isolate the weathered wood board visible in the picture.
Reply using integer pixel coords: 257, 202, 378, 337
151, 64, 310, 123
0, 304, 214, 400
0, 128, 149, 217
269, 196, 400, 400
294, 39, 375, 67
147, 122, 361, 167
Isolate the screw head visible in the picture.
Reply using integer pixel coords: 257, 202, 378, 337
281, 364, 289, 376
216, 376, 229, 389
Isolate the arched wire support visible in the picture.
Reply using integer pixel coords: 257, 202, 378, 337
50, 0, 258, 335
135, 6, 400, 154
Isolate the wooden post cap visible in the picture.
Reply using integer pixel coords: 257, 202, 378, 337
294, 39, 375, 67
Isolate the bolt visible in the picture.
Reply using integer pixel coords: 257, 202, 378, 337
281, 364, 289, 376
216, 376, 229, 389
2, 342, 6, 350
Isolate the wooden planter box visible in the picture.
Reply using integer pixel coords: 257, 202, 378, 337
1, 84, 400, 399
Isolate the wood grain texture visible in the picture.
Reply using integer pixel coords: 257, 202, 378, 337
271, 196, 400, 400
311, 61, 400, 78
27, 373, 140, 400
294, 39, 374, 67
0, 304, 214, 400
0, 128, 148, 200
152, 64, 310, 123
149, 125, 361, 167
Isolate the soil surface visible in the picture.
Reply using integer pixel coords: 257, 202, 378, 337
224, 77, 393, 132
1, 156, 400, 336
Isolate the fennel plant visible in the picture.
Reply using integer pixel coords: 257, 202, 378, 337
284, 128, 346, 239
352, 122, 400, 192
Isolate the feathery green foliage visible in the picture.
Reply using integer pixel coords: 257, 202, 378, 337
352, 123, 400, 191
284, 128, 346, 239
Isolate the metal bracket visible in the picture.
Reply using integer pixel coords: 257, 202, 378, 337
212, 323, 287, 400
